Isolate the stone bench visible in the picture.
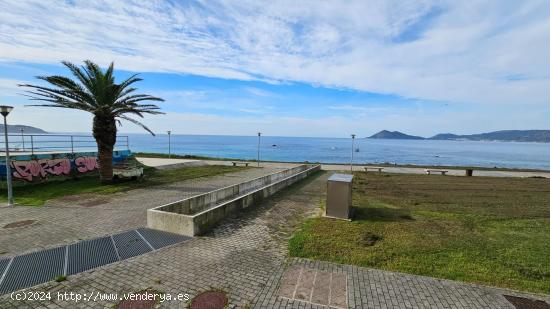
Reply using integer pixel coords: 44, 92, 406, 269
364, 166, 384, 173
425, 169, 448, 175
232, 161, 250, 167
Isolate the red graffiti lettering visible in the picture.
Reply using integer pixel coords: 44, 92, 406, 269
75, 156, 99, 173
11, 159, 71, 182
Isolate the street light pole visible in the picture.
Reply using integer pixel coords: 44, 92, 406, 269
1, 105, 14, 206
257, 132, 261, 167
167, 130, 171, 159
351, 134, 356, 172
20, 128, 24, 151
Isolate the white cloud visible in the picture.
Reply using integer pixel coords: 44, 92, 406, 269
0, 0, 549, 108
0, 78, 28, 97
126, 106, 550, 138
243, 87, 276, 97
9, 102, 550, 138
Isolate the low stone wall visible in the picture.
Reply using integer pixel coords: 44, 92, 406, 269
0, 150, 131, 183
147, 164, 321, 236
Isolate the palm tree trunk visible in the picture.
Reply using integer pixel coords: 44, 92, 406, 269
97, 143, 114, 183
93, 114, 117, 183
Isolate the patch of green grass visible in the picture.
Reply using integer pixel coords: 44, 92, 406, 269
369, 163, 550, 173
289, 173, 550, 294
0, 165, 247, 206
54, 275, 67, 282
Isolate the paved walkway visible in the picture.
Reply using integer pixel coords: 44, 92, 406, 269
138, 158, 550, 178
1, 171, 548, 308
136, 158, 550, 178
135, 157, 205, 169
0, 167, 282, 258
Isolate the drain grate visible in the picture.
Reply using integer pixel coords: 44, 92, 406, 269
0, 228, 191, 295
0, 247, 65, 294
137, 228, 191, 250
504, 295, 550, 309
0, 259, 10, 281
67, 236, 119, 275
112, 230, 152, 260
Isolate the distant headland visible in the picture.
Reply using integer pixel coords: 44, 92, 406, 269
0, 124, 47, 133
369, 130, 550, 142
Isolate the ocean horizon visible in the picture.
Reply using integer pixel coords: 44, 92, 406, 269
106, 133, 550, 170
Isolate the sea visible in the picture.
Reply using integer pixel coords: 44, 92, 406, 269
124, 134, 550, 170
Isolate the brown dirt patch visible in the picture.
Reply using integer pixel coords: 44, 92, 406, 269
190, 291, 228, 309
3, 220, 37, 229
78, 198, 110, 207
54, 194, 110, 207
55, 195, 83, 203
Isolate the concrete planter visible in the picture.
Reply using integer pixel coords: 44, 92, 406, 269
147, 164, 321, 236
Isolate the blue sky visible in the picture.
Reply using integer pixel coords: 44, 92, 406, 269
1, 1, 550, 137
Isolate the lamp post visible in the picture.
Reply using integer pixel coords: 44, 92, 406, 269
20, 128, 25, 151
351, 134, 356, 172
1, 105, 14, 206
167, 130, 171, 159
257, 132, 261, 167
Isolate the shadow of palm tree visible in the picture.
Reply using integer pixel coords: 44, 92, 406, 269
353, 206, 415, 222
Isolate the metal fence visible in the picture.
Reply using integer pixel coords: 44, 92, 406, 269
1, 134, 130, 154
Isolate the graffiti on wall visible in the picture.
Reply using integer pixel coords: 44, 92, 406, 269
75, 156, 99, 173
11, 156, 99, 182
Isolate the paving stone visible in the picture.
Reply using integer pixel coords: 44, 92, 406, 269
294, 269, 316, 301
310, 271, 330, 305
329, 273, 347, 308
279, 266, 302, 299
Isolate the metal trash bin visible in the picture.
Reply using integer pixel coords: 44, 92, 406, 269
326, 173, 353, 220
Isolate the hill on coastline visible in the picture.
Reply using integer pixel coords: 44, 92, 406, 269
0, 124, 47, 133
369, 130, 550, 142
369, 130, 424, 140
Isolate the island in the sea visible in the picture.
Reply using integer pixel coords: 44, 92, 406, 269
0, 124, 47, 133
369, 130, 550, 143
369, 130, 424, 140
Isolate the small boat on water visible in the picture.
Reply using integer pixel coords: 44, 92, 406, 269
355, 148, 360, 152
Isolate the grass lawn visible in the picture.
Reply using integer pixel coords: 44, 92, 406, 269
0, 165, 247, 206
289, 172, 550, 294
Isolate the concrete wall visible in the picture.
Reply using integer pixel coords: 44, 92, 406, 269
156, 164, 309, 216
148, 164, 320, 236
0, 150, 131, 183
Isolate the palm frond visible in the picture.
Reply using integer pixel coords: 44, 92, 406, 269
61, 61, 95, 99
34, 76, 95, 104
19, 60, 164, 136
118, 115, 156, 136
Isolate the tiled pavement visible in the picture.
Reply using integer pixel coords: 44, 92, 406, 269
0, 171, 549, 308
254, 258, 550, 309
0, 166, 283, 258
277, 265, 348, 308
0, 169, 324, 308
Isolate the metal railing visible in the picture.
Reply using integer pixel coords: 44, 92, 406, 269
1, 134, 130, 155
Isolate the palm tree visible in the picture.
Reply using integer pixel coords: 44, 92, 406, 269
19, 60, 164, 183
